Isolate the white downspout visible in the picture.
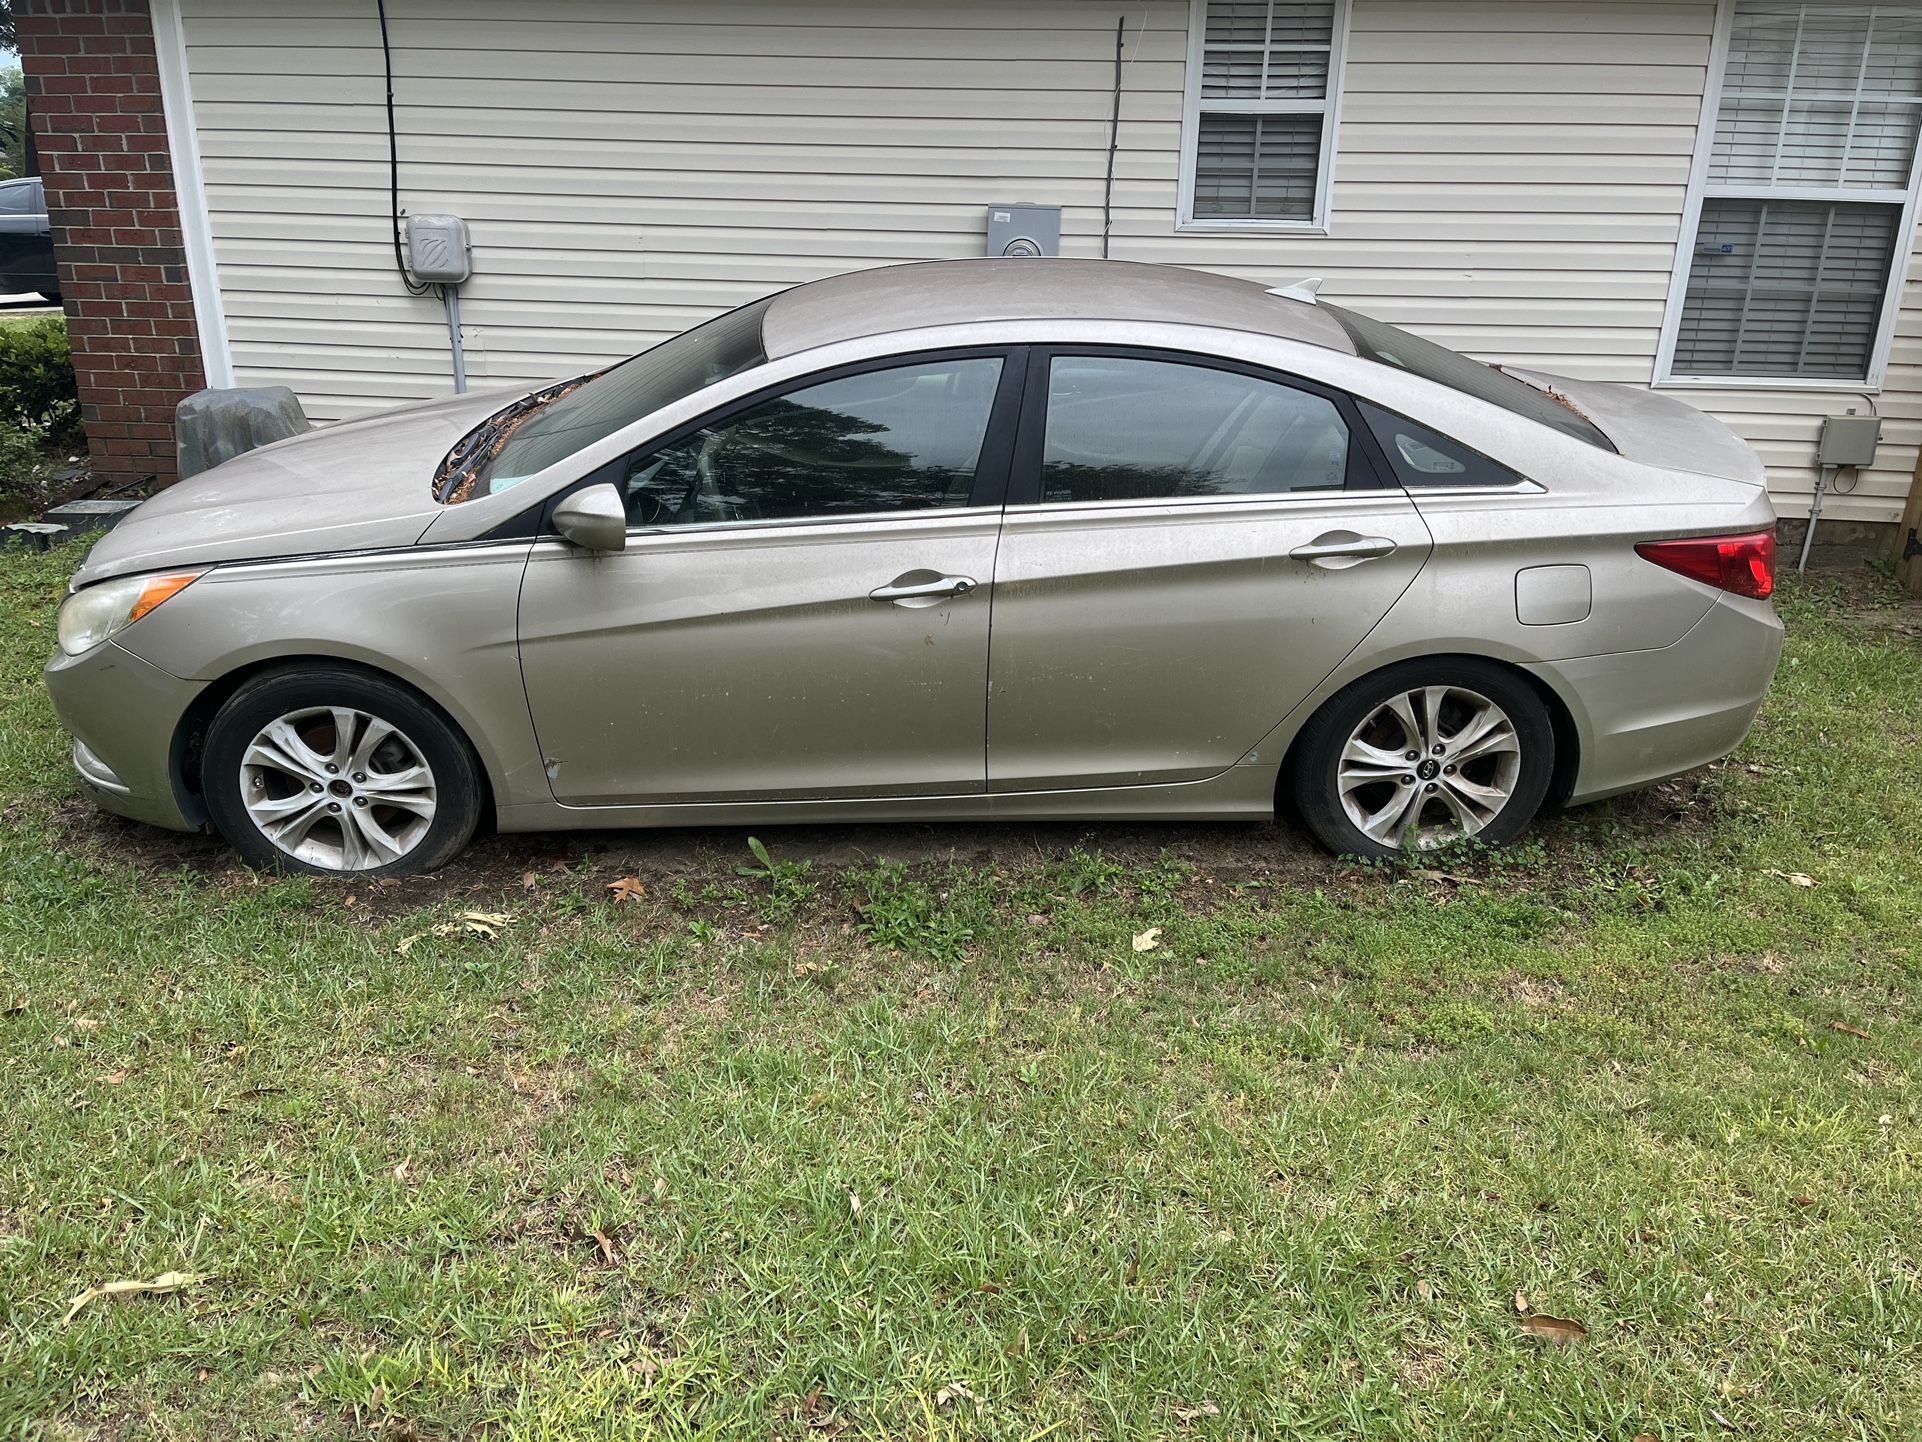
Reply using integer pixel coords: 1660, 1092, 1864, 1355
149, 0, 235, 389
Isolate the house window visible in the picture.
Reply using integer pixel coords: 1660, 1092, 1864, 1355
1661, 1, 1922, 385
1178, 0, 1349, 230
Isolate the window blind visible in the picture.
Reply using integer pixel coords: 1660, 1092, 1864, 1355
1671, 1, 1922, 380
1184, 0, 1343, 225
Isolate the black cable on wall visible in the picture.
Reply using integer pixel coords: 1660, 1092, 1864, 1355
377, 0, 432, 296
1103, 16, 1125, 260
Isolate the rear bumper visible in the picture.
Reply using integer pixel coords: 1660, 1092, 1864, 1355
44, 640, 202, 832
1531, 593, 1784, 805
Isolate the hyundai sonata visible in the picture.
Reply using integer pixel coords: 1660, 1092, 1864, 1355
46, 259, 1783, 875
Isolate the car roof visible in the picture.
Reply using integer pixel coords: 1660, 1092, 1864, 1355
758, 258, 1358, 361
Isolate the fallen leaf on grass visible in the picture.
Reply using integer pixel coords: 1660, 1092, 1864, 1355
1518, 1313, 1586, 1346
1131, 927, 1163, 953
1416, 1278, 1434, 1302
1173, 1402, 1222, 1423
73, 1018, 100, 1032
586, 1227, 618, 1266
1764, 869, 1818, 888
933, 1381, 978, 1409
605, 876, 646, 904
64, 1270, 206, 1325
1830, 1021, 1871, 1039
2, 995, 24, 1016
438, 910, 511, 939
1005, 1326, 1029, 1358
848, 1190, 862, 1219
1514, 1289, 1530, 1315
100, 1071, 125, 1086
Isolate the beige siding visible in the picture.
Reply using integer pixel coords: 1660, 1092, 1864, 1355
177, 0, 1922, 522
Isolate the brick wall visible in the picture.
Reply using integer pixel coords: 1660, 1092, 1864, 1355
16, 0, 203, 490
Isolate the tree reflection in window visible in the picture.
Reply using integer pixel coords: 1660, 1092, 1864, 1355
624, 357, 1003, 526
1040, 356, 1348, 503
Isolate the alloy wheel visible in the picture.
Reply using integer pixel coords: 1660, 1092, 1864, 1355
1335, 685, 1522, 850
238, 706, 438, 872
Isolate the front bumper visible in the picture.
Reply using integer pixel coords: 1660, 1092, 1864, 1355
1534, 593, 1786, 805
44, 639, 202, 832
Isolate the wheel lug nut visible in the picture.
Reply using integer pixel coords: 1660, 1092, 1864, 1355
353, 797, 367, 807
352, 773, 366, 783
1404, 751, 1418, 761
327, 802, 342, 812
325, 764, 338, 774
1432, 745, 1445, 755
309, 782, 322, 792
1425, 782, 1438, 792
1400, 775, 1414, 785
1444, 764, 1455, 775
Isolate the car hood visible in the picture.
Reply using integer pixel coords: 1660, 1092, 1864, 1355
1499, 367, 1768, 487
73, 385, 535, 587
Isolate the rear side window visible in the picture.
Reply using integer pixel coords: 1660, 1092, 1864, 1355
0, 182, 36, 216
1358, 401, 1524, 489
1037, 355, 1351, 504
1324, 302, 1614, 452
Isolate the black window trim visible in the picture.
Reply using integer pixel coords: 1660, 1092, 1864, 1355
1004, 344, 1392, 509
508, 344, 1032, 540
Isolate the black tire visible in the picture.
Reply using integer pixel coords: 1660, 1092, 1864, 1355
1289, 657, 1555, 858
202, 666, 484, 877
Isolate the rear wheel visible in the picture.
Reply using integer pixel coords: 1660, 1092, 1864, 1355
1290, 658, 1554, 857
202, 668, 483, 877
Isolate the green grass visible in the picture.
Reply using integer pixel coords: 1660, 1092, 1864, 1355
0, 543, 1918, 1440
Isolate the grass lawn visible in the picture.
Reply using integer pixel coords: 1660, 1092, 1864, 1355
0, 541, 1917, 1440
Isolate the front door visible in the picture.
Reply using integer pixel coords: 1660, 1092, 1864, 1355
987, 350, 1431, 792
517, 350, 1018, 806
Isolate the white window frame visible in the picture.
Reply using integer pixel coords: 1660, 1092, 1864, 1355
1655, 0, 1922, 392
1176, 0, 1351, 235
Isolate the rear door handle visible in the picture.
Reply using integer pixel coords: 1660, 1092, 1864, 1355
1290, 532, 1399, 569
870, 572, 978, 606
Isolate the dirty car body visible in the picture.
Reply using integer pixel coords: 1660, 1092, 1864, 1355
46, 259, 1783, 875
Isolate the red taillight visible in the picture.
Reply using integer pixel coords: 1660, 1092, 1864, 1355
1634, 529, 1776, 599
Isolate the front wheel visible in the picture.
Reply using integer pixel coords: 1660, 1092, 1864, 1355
1289, 659, 1555, 857
202, 667, 483, 877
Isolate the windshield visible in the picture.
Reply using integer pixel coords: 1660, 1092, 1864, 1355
462, 296, 774, 498
1322, 303, 1614, 452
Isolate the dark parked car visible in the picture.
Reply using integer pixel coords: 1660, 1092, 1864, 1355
0, 177, 58, 300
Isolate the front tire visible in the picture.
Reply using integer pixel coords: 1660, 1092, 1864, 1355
1290, 658, 1555, 857
202, 667, 483, 877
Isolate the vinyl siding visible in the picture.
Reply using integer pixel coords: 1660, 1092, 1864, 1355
175, 0, 1922, 523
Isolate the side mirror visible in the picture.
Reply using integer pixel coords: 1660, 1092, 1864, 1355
552, 483, 627, 552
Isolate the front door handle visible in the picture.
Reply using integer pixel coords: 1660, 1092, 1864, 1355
870, 572, 978, 607
1290, 531, 1399, 570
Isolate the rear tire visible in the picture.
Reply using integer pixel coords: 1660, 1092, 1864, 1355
1289, 658, 1554, 857
202, 667, 483, 877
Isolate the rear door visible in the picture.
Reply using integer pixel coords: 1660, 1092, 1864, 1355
986, 348, 1431, 792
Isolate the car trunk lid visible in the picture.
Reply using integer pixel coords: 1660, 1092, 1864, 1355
1498, 366, 1767, 487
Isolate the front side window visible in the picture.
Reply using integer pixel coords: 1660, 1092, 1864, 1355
621, 356, 1003, 527
1179, 0, 1350, 227
1037, 355, 1350, 504
1663, 1, 1922, 382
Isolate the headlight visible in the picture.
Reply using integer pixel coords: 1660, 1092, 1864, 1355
57, 570, 204, 657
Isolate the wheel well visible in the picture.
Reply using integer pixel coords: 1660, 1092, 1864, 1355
1275, 653, 1581, 815
172, 656, 498, 830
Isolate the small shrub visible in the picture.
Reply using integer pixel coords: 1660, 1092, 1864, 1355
0, 317, 82, 448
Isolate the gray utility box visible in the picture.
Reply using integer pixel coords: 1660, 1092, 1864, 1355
404, 213, 473, 285
1816, 413, 1881, 468
986, 204, 1061, 258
